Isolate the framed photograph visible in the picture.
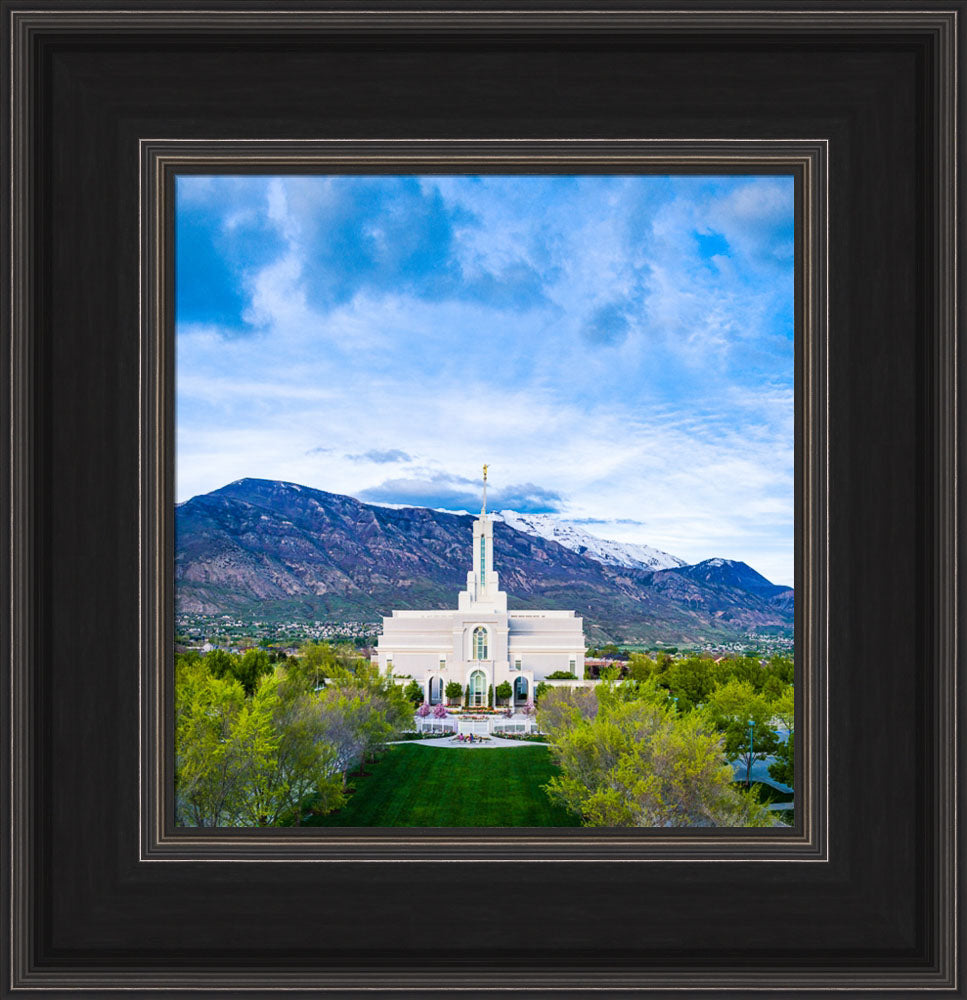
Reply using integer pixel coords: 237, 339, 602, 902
5, 4, 960, 996
167, 162, 804, 837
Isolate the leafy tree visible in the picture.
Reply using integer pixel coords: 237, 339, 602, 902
543, 685, 777, 828
305, 662, 412, 780
495, 680, 512, 701
287, 641, 340, 691
759, 655, 794, 701
176, 665, 346, 827
766, 654, 794, 685
704, 679, 781, 787
715, 654, 790, 696
204, 648, 237, 679
284, 641, 376, 694
536, 686, 598, 736
664, 656, 718, 710
313, 686, 374, 787
234, 648, 273, 696
175, 667, 247, 826
403, 679, 424, 705
535, 681, 548, 700
444, 680, 463, 704
627, 652, 656, 683
223, 674, 286, 826
768, 684, 795, 787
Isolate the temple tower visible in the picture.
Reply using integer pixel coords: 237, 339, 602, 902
458, 464, 507, 613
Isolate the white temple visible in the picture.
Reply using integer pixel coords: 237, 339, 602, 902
375, 466, 585, 708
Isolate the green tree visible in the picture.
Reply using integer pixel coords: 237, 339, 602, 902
495, 680, 513, 701
536, 686, 598, 736
714, 655, 765, 692
542, 686, 777, 828
766, 654, 794, 685
233, 648, 273, 696
403, 679, 424, 705
444, 680, 463, 704
232, 672, 344, 826
664, 655, 717, 710
203, 648, 237, 679
767, 684, 795, 788
175, 667, 247, 826
287, 641, 338, 691
759, 655, 794, 701
627, 652, 656, 682
313, 686, 374, 786
704, 679, 781, 787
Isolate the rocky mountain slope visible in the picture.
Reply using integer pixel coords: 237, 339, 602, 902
493, 510, 686, 571
175, 479, 794, 644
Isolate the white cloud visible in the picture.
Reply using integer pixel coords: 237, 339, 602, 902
176, 175, 795, 583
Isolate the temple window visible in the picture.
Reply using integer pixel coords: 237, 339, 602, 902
472, 626, 489, 660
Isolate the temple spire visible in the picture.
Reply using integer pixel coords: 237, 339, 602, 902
481, 463, 488, 516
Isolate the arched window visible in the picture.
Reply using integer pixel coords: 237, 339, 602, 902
514, 676, 528, 700
472, 626, 488, 660
469, 669, 487, 707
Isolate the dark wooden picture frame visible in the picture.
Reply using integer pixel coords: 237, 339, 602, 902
3, 4, 961, 995
145, 138, 822, 859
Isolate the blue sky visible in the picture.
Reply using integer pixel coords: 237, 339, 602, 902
176, 174, 795, 585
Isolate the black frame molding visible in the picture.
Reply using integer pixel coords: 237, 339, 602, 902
4, 5, 960, 994
140, 137, 826, 863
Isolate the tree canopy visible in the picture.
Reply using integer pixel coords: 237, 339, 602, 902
539, 681, 779, 828
175, 642, 412, 827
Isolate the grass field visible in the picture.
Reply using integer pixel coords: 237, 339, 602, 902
305, 744, 581, 827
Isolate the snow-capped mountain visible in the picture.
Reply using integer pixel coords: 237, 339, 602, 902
493, 510, 687, 572
175, 479, 793, 642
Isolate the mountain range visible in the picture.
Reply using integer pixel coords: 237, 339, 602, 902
175, 478, 794, 645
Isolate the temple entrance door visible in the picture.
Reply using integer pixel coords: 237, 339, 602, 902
469, 670, 487, 708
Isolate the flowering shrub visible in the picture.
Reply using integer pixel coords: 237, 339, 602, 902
416, 703, 431, 718
522, 701, 536, 716
432, 703, 448, 719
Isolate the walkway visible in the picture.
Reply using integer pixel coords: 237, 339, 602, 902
732, 758, 793, 794
389, 735, 546, 750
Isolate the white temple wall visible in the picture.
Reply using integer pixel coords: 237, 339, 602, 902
374, 499, 588, 696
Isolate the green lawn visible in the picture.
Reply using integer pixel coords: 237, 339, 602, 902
305, 744, 581, 827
